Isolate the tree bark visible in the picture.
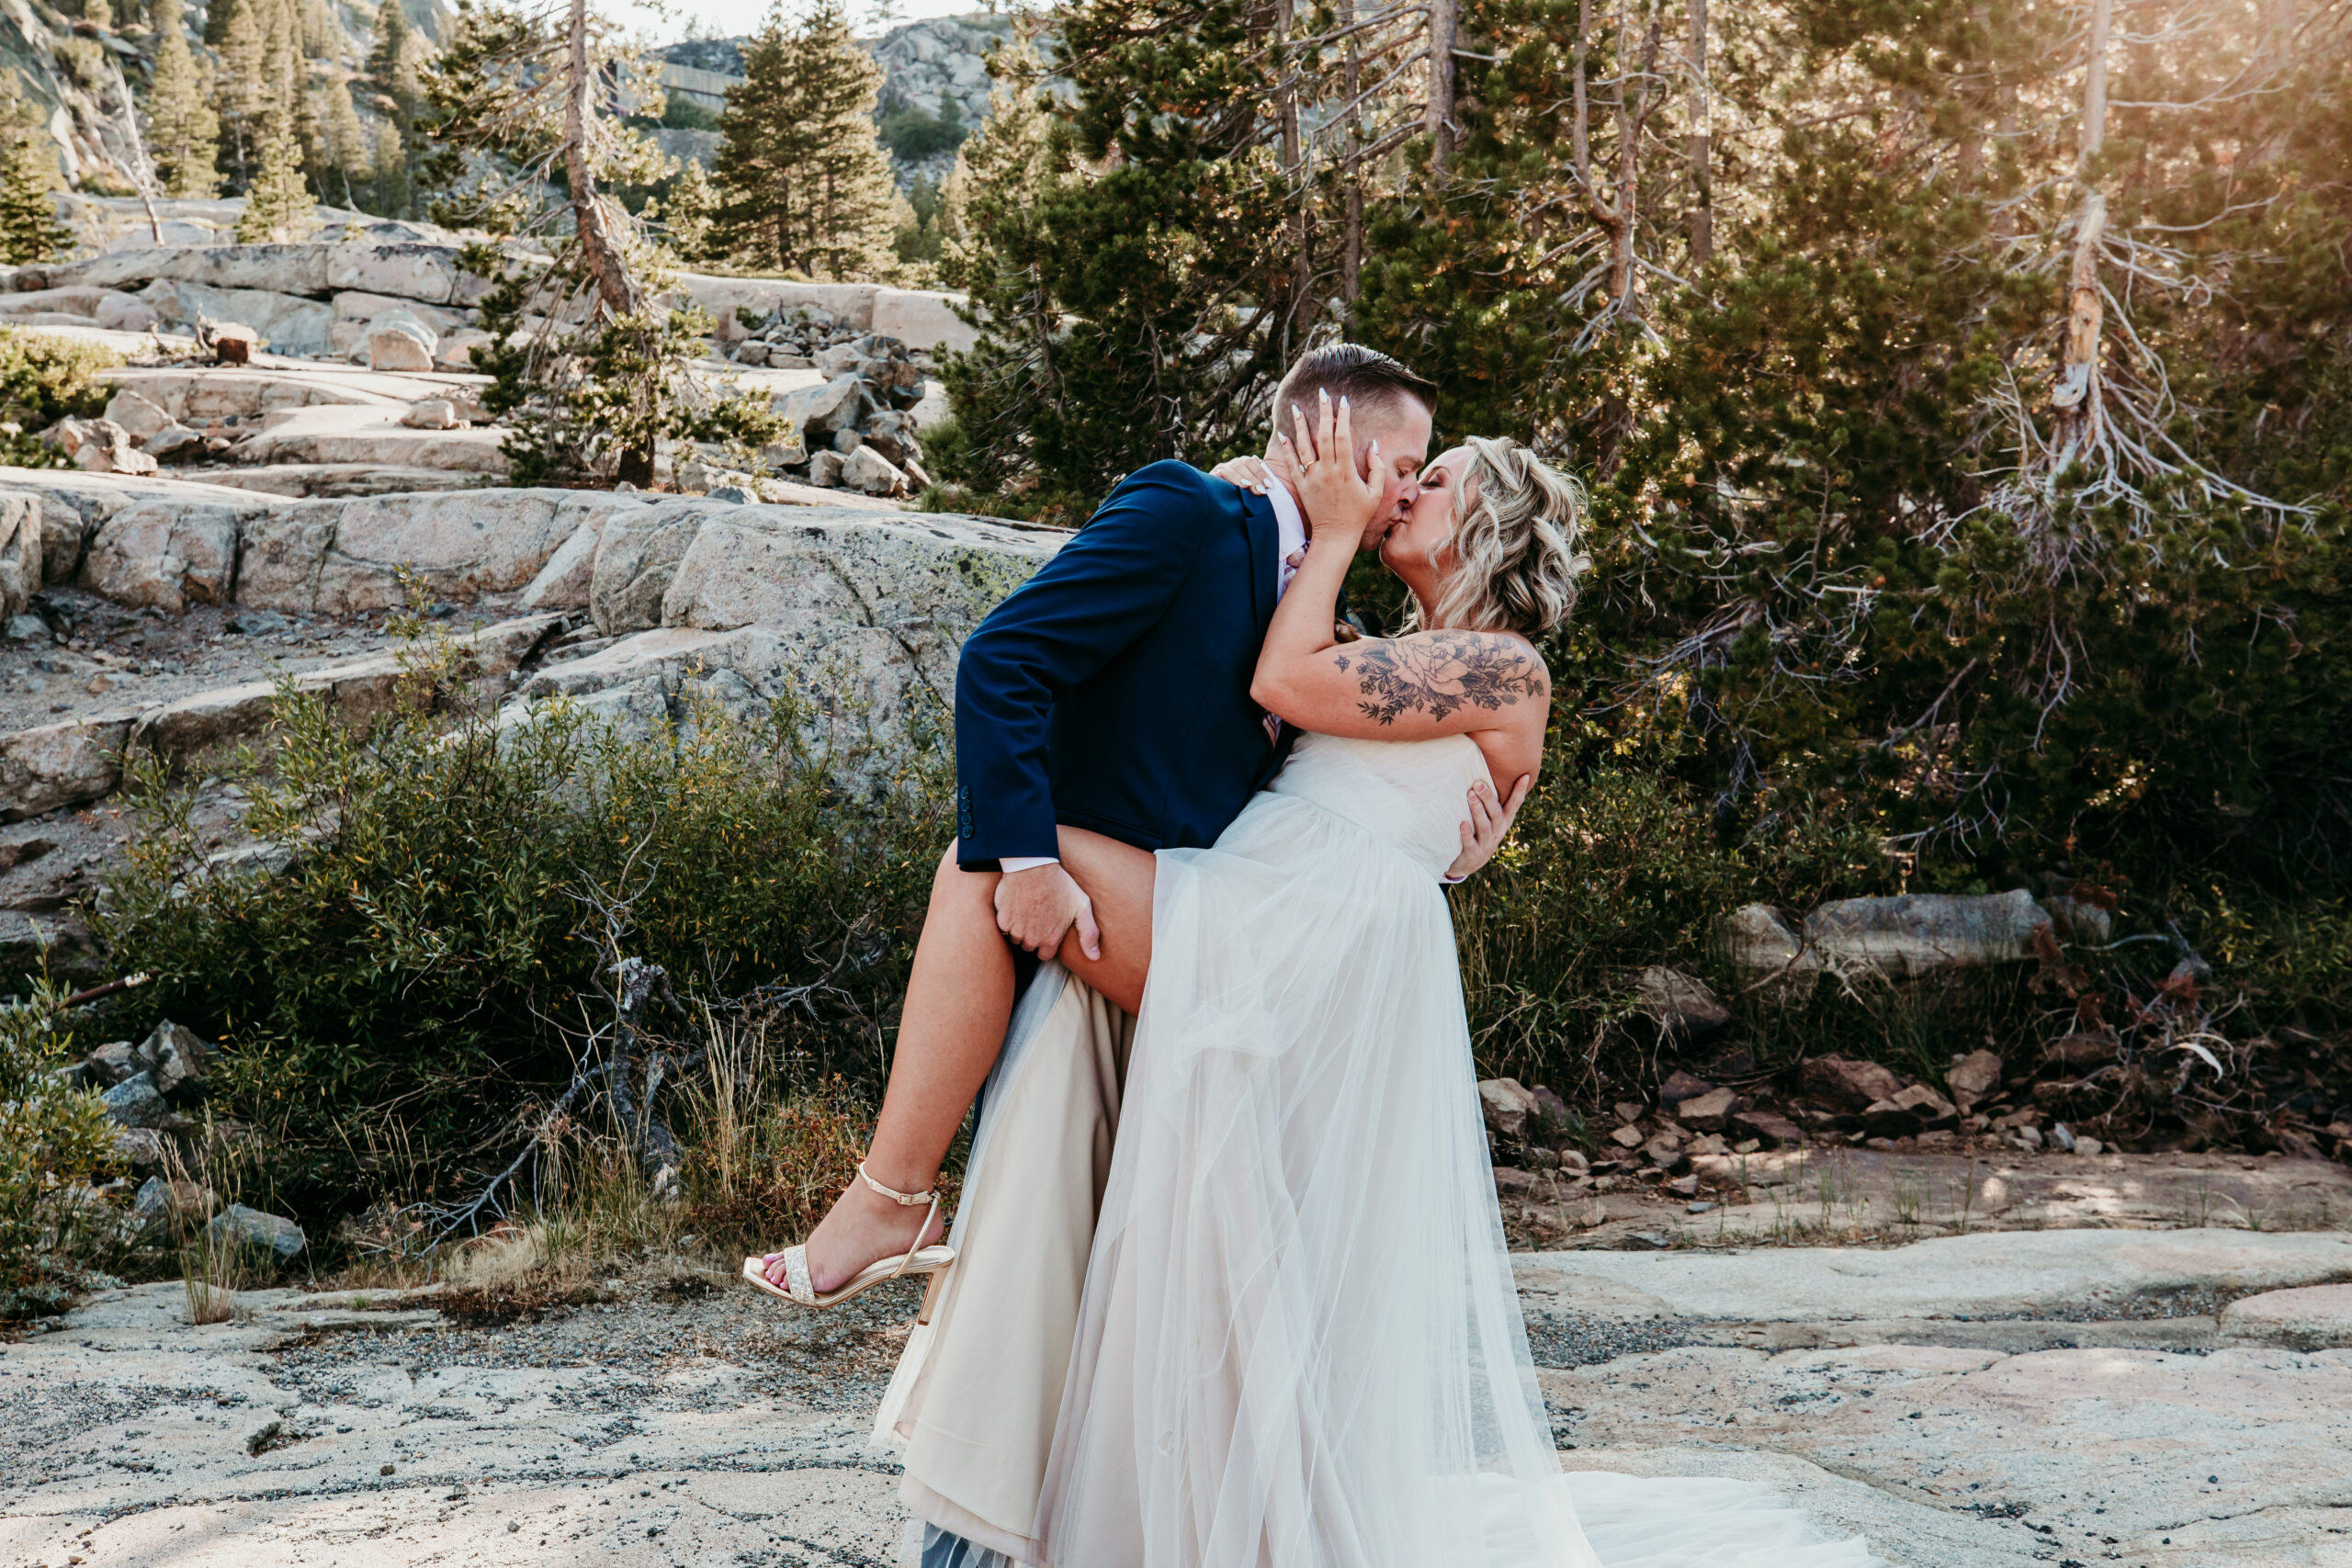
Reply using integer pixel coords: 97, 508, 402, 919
1426, 0, 1455, 175
565, 0, 637, 321
2052, 0, 2109, 454
1340, 0, 1363, 314
1684, 0, 1711, 265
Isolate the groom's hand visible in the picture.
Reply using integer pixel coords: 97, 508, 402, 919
996, 863, 1103, 961
1445, 774, 1532, 882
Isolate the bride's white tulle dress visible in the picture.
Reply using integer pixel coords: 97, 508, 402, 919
881, 730, 1880, 1568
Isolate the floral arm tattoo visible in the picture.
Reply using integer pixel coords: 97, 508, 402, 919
1331, 633, 1547, 725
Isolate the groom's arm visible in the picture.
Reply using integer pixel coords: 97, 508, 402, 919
955, 462, 1217, 871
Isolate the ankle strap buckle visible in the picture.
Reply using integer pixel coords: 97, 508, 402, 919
856, 1161, 935, 1206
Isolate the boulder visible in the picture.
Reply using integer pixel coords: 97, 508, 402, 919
127, 1176, 210, 1237
1860, 1082, 1961, 1134
102, 389, 175, 442
1479, 1077, 1538, 1141
142, 423, 205, 460
401, 399, 458, 430
1531, 1084, 1573, 1136
2041, 893, 2115, 945
1799, 1055, 1906, 1112
1802, 889, 2052, 979
1676, 1086, 1746, 1133
0, 491, 40, 620
208, 1202, 306, 1262
587, 505, 711, 636
1722, 903, 1817, 998
84, 1040, 139, 1085
101, 1070, 166, 1128
807, 449, 845, 487
842, 445, 910, 498
1946, 1048, 2005, 1112
519, 518, 605, 612
95, 290, 158, 332
79, 501, 245, 611
0, 714, 134, 819
366, 310, 438, 372
138, 1021, 209, 1093
1640, 1134, 1688, 1173
111, 1127, 170, 1169
328, 242, 462, 305
434, 328, 493, 370
1633, 967, 1732, 1036
1657, 1069, 1713, 1108
48, 417, 158, 477
775, 374, 868, 441
141, 279, 334, 356
1729, 1107, 1804, 1147
871, 286, 982, 355
2219, 1284, 2352, 1350
307, 491, 576, 612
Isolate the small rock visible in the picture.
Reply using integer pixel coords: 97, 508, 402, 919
1730, 1108, 1804, 1147
110, 1126, 168, 1168
128, 1175, 210, 1236
1800, 1055, 1905, 1112
1492, 1168, 1537, 1197
2041, 893, 2115, 945
400, 399, 458, 430
1612, 1100, 1646, 1124
4, 613, 46, 641
142, 423, 205, 459
831, 426, 863, 456
1478, 1077, 1538, 1141
1860, 1082, 1961, 1135
807, 449, 844, 487
1556, 1148, 1590, 1177
1633, 966, 1731, 1036
2043, 1032, 2120, 1072
1641, 1135, 1688, 1174
1665, 1174, 1702, 1198
1676, 1086, 1745, 1133
1530, 1083, 1573, 1134
2047, 1121, 2077, 1154
207, 1203, 306, 1262
366, 310, 438, 372
2075, 1135, 2105, 1156
101, 1071, 166, 1128
758, 435, 808, 468
1947, 1049, 2004, 1112
84, 1040, 139, 1085
1610, 1124, 1645, 1149
842, 444, 910, 497
1686, 1200, 1715, 1213
138, 1021, 210, 1094
707, 484, 752, 504
1657, 1069, 1714, 1108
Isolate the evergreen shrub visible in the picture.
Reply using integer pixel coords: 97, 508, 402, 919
0, 329, 122, 464
91, 666, 954, 1225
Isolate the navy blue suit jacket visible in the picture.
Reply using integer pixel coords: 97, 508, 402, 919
955, 461, 1287, 868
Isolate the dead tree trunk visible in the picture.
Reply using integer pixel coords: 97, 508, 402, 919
2051, 0, 2109, 457
1427, 0, 1455, 175
1277, 0, 1312, 351
565, 0, 638, 322
1684, 0, 1711, 266
1340, 0, 1363, 314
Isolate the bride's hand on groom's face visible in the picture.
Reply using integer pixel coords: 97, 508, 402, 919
1281, 391, 1385, 551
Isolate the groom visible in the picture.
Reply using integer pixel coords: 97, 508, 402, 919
790, 344, 1519, 1297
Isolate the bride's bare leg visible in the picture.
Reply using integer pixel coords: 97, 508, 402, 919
1052, 827, 1155, 1015
780, 830, 1157, 1295
781, 844, 1010, 1293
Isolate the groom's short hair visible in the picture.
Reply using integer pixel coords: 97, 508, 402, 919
1271, 344, 1437, 435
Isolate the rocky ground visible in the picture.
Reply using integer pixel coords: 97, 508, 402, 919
6, 1224, 2351, 1568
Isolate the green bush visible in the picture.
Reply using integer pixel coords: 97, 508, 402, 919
0, 982, 116, 1305
93, 672, 954, 1224
877, 96, 966, 163
0, 328, 123, 466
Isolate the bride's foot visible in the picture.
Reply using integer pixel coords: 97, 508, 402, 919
767, 1175, 946, 1296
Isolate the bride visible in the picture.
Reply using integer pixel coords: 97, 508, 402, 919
871, 394, 1881, 1567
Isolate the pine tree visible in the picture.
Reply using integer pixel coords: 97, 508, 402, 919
145, 1, 222, 198
367, 0, 413, 118
0, 77, 71, 265
235, 105, 313, 241
202, 0, 236, 47
708, 0, 895, 279
660, 156, 714, 262
321, 80, 368, 208
368, 116, 407, 215
213, 0, 266, 185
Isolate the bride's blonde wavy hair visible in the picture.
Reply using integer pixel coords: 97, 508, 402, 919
1420, 436, 1591, 637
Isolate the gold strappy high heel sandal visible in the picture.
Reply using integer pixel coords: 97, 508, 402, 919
741, 1162, 955, 1310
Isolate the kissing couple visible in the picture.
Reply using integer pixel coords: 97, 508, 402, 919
746, 345, 1883, 1568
